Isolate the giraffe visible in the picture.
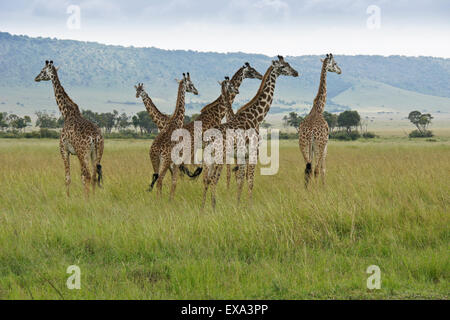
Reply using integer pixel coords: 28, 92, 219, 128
201, 56, 299, 209
298, 53, 342, 187
180, 63, 262, 178
135, 83, 169, 131
149, 72, 198, 199
35, 60, 104, 196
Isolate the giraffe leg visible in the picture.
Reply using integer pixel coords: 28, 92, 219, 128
201, 165, 210, 209
60, 144, 71, 197
90, 149, 97, 195
247, 164, 256, 204
156, 157, 171, 199
313, 140, 327, 185
299, 133, 313, 188
78, 151, 91, 197
209, 164, 223, 210
169, 164, 179, 200
226, 164, 231, 189
94, 137, 104, 188
149, 148, 160, 191
319, 143, 328, 185
235, 165, 246, 205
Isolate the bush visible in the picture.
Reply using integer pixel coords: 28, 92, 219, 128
330, 131, 360, 141
362, 132, 377, 139
409, 130, 433, 138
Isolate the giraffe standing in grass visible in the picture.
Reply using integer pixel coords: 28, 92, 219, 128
35, 60, 104, 196
201, 56, 299, 209
298, 53, 341, 187
135, 83, 170, 131
180, 63, 262, 178
149, 73, 198, 199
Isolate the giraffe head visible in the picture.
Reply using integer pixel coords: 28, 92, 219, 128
272, 55, 299, 77
35, 60, 59, 82
321, 53, 342, 74
242, 62, 263, 80
180, 72, 199, 95
219, 76, 239, 97
134, 83, 145, 98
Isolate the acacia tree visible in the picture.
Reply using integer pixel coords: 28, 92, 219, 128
338, 110, 360, 133
408, 110, 433, 133
323, 111, 338, 132
35, 111, 58, 128
286, 112, 303, 128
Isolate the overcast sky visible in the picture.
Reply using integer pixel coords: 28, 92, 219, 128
0, 0, 449, 57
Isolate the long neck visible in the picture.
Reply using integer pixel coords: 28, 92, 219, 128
312, 61, 328, 114
228, 67, 245, 103
140, 91, 168, 130
171, 80, 186, 128
204, 67, 245, 121
236, 65, 277, 125
222, 91, 235, 122
51, 70, 80, 119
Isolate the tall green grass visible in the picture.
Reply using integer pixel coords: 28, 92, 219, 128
0, 138, 448, 299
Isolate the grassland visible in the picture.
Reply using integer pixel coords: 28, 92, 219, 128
0, 136, 448, 299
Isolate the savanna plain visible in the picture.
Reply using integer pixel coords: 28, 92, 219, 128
0, 131, 449, 299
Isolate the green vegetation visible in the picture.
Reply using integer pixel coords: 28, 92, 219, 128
408, 111, 434, 138
1, 32, 450, 115
0, 138, 448, 299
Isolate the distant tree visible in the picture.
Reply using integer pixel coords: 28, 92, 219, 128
56, 116, 64, 128
287, 112, 303, 128
98, 112, 116, 133
338, 110, 360, 132
117, 112, 130, 131
35, 111, 58, 128
408, 110, 433, 134
0, 112, 8, 131
282, 115, 288, 128
323, 111, 338, 132
8, 114, 31, 132
190, 113, 201, 122
131, 115, 139, 132
136, 111, 157, 134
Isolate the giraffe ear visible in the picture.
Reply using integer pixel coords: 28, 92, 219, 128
175, 78, 181, 83
217, 81, 222, 86
320, 59, 325, 62
55, 66, 60, 71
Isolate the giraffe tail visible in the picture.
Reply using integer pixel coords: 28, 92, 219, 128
96, 164, 103, 187
179, 165, 203, 179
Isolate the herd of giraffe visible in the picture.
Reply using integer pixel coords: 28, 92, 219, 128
34, 54, 342, 209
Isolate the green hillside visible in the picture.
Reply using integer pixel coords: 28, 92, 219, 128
0, 31, 449, 116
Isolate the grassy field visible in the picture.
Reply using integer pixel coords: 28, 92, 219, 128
0, 137, 448, 299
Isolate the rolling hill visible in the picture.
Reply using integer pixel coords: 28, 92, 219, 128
0, 31, 449, 120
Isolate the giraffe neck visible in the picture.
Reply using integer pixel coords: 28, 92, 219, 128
222, 91, 235, 122
140, 91, 167, 130
236, 65, 277, 125
312, 60, 328, 114
51, 68, 80, 120
223, 67, 245, 121
171, 79, 186, 128
200, 67, 246, 122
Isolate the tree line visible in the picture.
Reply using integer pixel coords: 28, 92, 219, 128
0, 110, 199, 135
